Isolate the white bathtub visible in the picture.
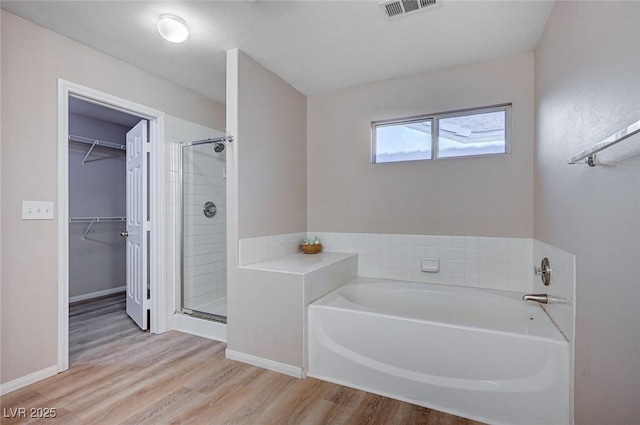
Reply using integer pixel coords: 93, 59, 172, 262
308, 278, 570, 425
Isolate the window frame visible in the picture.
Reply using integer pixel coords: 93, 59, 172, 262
371, 103, 512, 164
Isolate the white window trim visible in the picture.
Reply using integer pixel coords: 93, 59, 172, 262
371, 103, 512, 164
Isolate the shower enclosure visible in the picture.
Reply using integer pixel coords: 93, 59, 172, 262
180, 137, 229, 322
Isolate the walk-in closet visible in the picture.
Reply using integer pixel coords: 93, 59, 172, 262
67, 98, 142, 364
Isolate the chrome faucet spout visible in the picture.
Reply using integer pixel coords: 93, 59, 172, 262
522, 293, 549, 304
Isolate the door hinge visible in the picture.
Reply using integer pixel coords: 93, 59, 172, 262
145, 221, 151, 231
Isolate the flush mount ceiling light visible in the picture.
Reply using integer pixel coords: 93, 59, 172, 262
157, 14, 189, 43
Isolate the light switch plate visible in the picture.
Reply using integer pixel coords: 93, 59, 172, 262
22, 201, 55, 220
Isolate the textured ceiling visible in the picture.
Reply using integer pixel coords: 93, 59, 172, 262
1, 1, 553, 104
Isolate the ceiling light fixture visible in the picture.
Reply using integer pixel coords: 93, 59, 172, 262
157, 14, 189, 43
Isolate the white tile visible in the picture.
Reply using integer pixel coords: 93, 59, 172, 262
425, 247, 438, 257
492, 237, 509, 250
451, 236, 465, 248
465, 274, 480, 287
464, 249, 480, 262
389, 268, 402, 280
464, 261, 479, 275
452, 260, 465, 273
452, 248, 465, 261
493, 249, 509, 264
440, 260, 452, 272
402, 234, 414, 246
438, 272, 451, 284
438, 247, 452, 260
412, 245, 427, 258
465, 236, 480, 249
401, 269, 414, 281
424, 235, 438, 247
390, 245, 402, 257
438, 236, 452, 248
389, 234, 403, 246
451, 272, 465, 286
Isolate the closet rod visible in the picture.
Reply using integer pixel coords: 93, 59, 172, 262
69, 135, 126, 164
69, 216, 126, 240
69, 216, 126, 222
69, 135, 126, 150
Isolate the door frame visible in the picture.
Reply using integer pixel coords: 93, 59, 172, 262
57, 79, 167, 372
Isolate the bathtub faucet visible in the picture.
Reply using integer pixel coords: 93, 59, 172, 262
522, 293, 549, 304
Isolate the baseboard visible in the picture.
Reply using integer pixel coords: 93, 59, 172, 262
0, 365, 58, 396
69, 286, 125, 303
225, 349, 304, 379
172, 313, 227, 343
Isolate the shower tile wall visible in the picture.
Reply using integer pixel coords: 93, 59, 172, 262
166, 116, 226, 312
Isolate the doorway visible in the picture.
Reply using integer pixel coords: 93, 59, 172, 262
67, 99, 144, 364
57, 80, 167, 373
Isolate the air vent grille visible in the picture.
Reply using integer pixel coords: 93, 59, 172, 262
420, 0, 438, 7
402, 0, 420, 13
379, 0, 440, 19
384, 2, 404, 18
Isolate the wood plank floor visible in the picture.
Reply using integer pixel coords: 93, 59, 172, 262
1, 295, 485, 425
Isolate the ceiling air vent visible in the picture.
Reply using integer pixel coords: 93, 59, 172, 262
379, 0, 440, 19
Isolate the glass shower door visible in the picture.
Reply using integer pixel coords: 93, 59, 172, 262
181, 142, 227, 322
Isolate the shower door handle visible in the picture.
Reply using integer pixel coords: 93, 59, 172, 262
120, 231, 129, 238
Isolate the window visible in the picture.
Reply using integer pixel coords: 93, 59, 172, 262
372, 104, 510, 163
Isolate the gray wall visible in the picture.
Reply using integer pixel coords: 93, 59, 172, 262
234, 52, 307, 239
226, 49, 307, 361
534, 2, 640, 423
68, 113, 129, 298
1, 11, 225, 385
307, 53, 534, 237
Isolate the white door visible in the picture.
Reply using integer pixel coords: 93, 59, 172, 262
125, 120, 149, 330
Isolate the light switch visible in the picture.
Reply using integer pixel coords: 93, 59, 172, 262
22, 201, 55, 220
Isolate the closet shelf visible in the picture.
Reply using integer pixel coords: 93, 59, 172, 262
69, 216, 126, 240
69, 135, 126, 164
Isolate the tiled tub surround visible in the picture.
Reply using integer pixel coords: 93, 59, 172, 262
228, 252, 358, 377
314, 232, 535, 293
238, 232, 308, 266
240, 232, 536, 293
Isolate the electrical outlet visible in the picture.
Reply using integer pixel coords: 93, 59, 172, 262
22, 201, 55, 220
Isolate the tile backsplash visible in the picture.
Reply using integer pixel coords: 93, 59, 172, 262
238, 232, 307, 266
239, 231, 535, 293
311, 232, 535, 293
